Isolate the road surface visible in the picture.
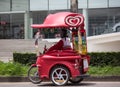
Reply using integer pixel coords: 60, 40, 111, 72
0, 81, 120, 87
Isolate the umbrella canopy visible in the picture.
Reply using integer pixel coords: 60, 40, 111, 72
31, 12, 84, 29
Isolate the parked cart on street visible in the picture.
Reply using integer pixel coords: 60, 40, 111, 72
28, 12, 90, 86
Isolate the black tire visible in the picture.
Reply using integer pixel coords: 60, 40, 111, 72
116, 26, 120, 32
28, 66, 42, 84
50, 66, 70, 86
69, 77, 83, 84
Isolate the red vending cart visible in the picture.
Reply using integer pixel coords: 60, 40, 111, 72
28, 12, 90, 86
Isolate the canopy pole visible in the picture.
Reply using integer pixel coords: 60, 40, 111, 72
70, 0, 78, 13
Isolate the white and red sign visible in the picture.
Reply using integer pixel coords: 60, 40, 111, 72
65, 15, 84, 27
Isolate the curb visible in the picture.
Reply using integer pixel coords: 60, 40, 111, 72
0, 77, 29, 82
84, 76, 120, 81
0, 76, 120, 82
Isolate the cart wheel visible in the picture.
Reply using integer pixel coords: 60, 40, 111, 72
28, 66, 42, 84
50, 66, 70, 86
69, 77, 83, 84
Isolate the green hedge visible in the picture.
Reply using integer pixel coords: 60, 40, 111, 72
13, 53, 36, 65
13, 52, 120, 66
89, 52, 120, 66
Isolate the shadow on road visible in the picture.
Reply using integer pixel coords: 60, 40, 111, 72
37, 82, 96, 87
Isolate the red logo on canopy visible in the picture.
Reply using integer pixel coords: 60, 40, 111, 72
65, 15, 83, 27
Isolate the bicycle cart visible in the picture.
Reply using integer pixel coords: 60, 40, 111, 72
28, 12, 90, 86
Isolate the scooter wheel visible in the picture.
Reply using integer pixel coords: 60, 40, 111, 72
28, 66, 42, 84
50, 66, 70, 86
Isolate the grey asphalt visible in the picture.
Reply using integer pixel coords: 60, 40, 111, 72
0, 82, 120, 87
1, 76, 120, 82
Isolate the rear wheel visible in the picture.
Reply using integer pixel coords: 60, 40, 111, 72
50, 66, 70, 86
69, 77, 83, 84
28, 66, 42, 84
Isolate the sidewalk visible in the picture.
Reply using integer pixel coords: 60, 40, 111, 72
0, 76, 120, 82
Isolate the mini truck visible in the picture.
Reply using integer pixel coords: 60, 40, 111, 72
28, 12, 90, 86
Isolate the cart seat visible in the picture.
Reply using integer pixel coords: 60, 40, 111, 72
45, 49, 78, 57
43, 54, 80, 60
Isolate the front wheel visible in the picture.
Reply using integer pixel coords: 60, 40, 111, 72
50, 66, 70, 86
28, 66, 42, 84
116, 26, 120, 32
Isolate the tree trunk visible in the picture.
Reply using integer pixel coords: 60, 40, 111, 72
70, 0, 78, 13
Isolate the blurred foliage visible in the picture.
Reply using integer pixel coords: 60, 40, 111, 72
0, 61, 28, 76
88, 66, 120, 76
88, 52, 120, 66
13, 52, 36, 65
